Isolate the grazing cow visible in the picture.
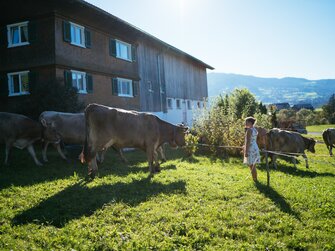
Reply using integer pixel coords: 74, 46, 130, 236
322, 128, 335, 156
267, 128, 316, 168
0, 112, 59, 166
39, 111, 127, 163
81, 103, 187, 178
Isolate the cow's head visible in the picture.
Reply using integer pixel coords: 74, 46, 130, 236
40, 119, 61, 143
170, 124, 189, 147
304, 137, 316, 153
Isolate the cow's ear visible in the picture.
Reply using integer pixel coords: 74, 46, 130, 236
40, 118, 47, 128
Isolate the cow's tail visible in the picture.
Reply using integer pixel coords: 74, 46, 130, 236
81, 105, 93, 163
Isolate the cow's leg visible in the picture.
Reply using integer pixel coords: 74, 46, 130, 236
292, 157, 297, 168
118, 149, 128, 163
42, 142, 50, 162
88, 156, 98, 179
302, 154, 309, 168
153, 150, 160, 173
27, 145, 43, 166
4, 141, 13, 165
272, 155, 277, 169
146, 148, 155, 174
330, 146, 333, 157
158, 146, 167, 163
55, 143, 67, 160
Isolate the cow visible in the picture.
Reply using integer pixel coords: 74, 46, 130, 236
322, 128, 335, 156
266, 128, 316, 169
255, 127, 268, 150
81, 103, 187, 178
0, 112, 60, 166
39, 111, 128, 163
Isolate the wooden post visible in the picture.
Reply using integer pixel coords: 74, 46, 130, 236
265, 151, 270, 187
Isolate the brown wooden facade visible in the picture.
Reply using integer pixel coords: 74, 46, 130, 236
0, 0, 213, 124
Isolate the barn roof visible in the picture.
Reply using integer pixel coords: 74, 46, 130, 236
77, 0, 214, 70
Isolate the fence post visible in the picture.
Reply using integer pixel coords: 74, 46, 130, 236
265, 151, 270, 187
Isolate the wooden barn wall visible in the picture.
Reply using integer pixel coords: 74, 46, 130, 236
137, 41, 166, 113
163, 53, 208, 100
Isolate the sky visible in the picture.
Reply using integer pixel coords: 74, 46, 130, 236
86, 0, 335, 80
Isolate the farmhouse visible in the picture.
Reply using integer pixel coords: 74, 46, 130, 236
0, 0, 213, 125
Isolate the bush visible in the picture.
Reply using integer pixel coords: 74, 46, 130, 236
193, 89, 271, 156
3, 79, 84, 119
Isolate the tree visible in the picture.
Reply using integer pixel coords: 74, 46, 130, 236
258, 102, 267, 114
322, 94, 335, 123
230, 88, 257, 119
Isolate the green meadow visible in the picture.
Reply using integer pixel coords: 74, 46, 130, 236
0, 125, 334, 250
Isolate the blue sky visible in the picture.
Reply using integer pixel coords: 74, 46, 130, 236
86, 0, 335, 79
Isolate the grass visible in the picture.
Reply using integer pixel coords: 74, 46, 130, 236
0, 135, 335, 250
307, 124, 335, 133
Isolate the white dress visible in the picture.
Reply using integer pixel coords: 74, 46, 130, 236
243, 127, 261, 165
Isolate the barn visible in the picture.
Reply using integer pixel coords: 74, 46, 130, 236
0, 0, 213, 125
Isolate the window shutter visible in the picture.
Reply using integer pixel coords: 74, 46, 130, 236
131, 45, 137, 62
28, 21, 37, 43
132, 81, 138, 97
85, 28, 91, 48
63, 21, 71, 42
111, 78, 118, 95
0, 74, 9, 98
29, 71, 38, 93
64, 70, 72, 87
109, 39, 116, 57
86, 74, 93, 93
1, 26, 7, 48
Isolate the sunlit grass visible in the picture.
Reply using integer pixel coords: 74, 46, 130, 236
0, 141, 334, 250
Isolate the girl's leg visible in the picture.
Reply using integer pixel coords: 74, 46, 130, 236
249, 164, 258, 182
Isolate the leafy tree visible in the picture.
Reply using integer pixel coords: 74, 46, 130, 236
230, 88, 257, 119
322, 94, 335, 123
258, 102, 268, 114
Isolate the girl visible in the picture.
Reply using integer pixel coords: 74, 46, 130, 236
244, 117, 261, 182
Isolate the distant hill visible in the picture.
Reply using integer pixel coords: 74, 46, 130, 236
207, 73, 335, 107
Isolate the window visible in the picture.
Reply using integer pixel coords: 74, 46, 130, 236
116, 40, 132, 61
167, 98, 172, 109
112, 78, 135, 97
187, 100, 192, 110
110, 39, 135, 61
63, 21, 91, 48
7, 21, 29, 47
70, 22, 85, 47
71, 70, 87, 94
176, 99, 181, 109
7, 71, 30, 96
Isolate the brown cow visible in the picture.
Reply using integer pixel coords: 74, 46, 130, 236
81, 104, 187, 178
39, 111, 132, 163
0, 112, 59, 166
322, 128, 335, 156
267, 128, 316, 168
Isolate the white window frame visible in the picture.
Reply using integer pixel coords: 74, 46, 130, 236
71, 70, 87, 94
117, 77, 133, 97
167, 98, 173, 109
176, 99, 181, 109
116, 40, 132, 61
7, 70, 30, 96
70, 22, 85, 48
7, 21, 30, 48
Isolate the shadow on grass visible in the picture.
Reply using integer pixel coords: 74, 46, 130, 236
257, 162, 335, 178
255, 182, 301, 221
12, 177, 186, 228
